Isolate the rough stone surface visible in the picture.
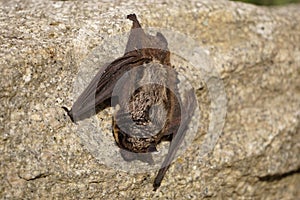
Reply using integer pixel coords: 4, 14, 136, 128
1, 0, 299, 199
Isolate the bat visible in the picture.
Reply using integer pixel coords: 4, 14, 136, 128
63, 14, 197, 190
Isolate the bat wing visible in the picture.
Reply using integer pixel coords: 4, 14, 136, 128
66, 51, 151, 122
153, 88, 197, 190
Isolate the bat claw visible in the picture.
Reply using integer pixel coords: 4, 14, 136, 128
127, 13, 141, 28
153, 182, 160, 191
127, 13, 137, 21
62, 106, 75, 123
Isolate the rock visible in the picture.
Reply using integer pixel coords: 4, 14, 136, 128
1, 0, 299, 199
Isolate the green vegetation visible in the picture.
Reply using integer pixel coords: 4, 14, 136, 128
232, 0, 300, 6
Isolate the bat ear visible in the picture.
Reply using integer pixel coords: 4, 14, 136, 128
120, 149, 155, 165
148, 143, 158, 152
120, 149, 137, 161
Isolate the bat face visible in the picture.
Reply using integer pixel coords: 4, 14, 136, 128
63, 14, 197, 191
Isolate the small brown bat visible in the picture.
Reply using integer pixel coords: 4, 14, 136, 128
63, 14, 197, 190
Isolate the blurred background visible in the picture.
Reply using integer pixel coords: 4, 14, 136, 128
233, 0, 300, 5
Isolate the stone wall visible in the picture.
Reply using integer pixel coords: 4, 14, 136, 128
1, 0, 299, 199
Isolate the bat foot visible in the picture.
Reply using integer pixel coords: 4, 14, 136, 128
127, 13, 137, 21
127, 13, 141, 28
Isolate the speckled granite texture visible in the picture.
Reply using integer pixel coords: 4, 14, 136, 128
1, 0, 299, 199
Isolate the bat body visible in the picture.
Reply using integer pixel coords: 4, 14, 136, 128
63, 14, 196, 190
